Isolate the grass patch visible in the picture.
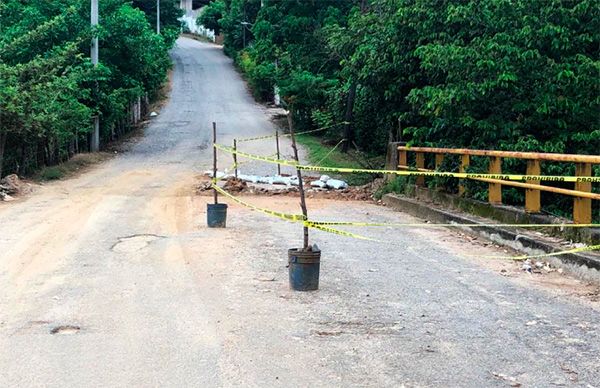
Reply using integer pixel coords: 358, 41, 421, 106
38, 167, 63, 180
374, 176, 408, 199
34, 153, 111, 182
296, 135, 380, 186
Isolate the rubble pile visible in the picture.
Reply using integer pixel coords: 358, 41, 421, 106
204, 171, 353, 190
521, 259, 562, 274
223, 178, 247, 193
0, 174, 23, 201
197, 175, 382, 202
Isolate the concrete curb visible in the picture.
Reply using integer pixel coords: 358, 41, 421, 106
383, 194, 600, 272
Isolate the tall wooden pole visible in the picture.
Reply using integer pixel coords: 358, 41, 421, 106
213, 122, 218, 204
287, 109, 309, 250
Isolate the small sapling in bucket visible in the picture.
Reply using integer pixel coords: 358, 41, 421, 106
286, 108, 320, 291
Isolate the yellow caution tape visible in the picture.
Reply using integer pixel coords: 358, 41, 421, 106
306, 221, 600, 260
211, 180, 380, 240
315, 139, 346, 166
303, 221, 381, 242
214, 144, 600, 183
212, 184, 305, 222
476, 244, 600, 260
235, 122, 349, 143
235, 133, 281, 143
216, 143, 298, 166
308, 220, 599, 228
308, 220, 600, 260
211, 183, 600, 261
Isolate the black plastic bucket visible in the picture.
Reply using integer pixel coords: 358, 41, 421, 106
288, 248, 321, 291
207, 203, 228, 228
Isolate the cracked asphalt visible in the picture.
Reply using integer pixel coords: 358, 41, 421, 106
0, 37, 599, 387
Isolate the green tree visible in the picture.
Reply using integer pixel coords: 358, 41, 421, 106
0, 0, 178, 176
197, 0, 226, 35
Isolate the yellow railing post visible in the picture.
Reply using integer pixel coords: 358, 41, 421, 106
488, 156, 502, 204
435, 153, 444, 169
574, 163, 592, 224
416, 152, 425, 186
525, 160, 541, 213
399, 150, 408, 169
458, 154, 469, 196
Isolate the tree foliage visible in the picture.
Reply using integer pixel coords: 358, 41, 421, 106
197, 0, 226, 35
0, 0, 182, 176
212, 0, 598, 216
213, 0, 599, 156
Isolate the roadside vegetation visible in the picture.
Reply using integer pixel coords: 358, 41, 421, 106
0, 0, 182, 178
296, 135, 379, 186
200, 0, 599, 219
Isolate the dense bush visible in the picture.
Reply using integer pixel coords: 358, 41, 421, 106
211, 0, 598, 217
0, 0, 182, 176
212, 0, 598, 155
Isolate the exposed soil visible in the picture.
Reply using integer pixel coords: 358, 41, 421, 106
197, 175, 383, 201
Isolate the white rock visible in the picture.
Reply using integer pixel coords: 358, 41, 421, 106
272, 176, 290, 185
258, 176, 274, 185
204, 170, 231, 180
326, 179, 348, 189
150, 111, 158, 117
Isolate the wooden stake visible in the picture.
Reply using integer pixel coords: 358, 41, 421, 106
275, 129, 281, 176
287, 109, 309, 250
212, 122, 218, 205
233, 138, 238, 179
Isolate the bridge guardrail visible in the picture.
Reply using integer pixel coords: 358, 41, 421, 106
397, 146, 600, 224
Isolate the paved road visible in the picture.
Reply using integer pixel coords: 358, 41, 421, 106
1, 37, 599, 387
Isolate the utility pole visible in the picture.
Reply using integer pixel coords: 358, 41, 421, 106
242, 23, 246, 48
90, 0, 100, 152
241, 22, 251, 49
156, 0, 161, 34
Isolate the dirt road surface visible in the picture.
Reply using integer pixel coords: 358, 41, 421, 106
1, 37, 599, 387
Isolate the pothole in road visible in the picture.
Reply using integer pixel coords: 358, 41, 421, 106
50, 325, 81, 335
111, 234, 164, 253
